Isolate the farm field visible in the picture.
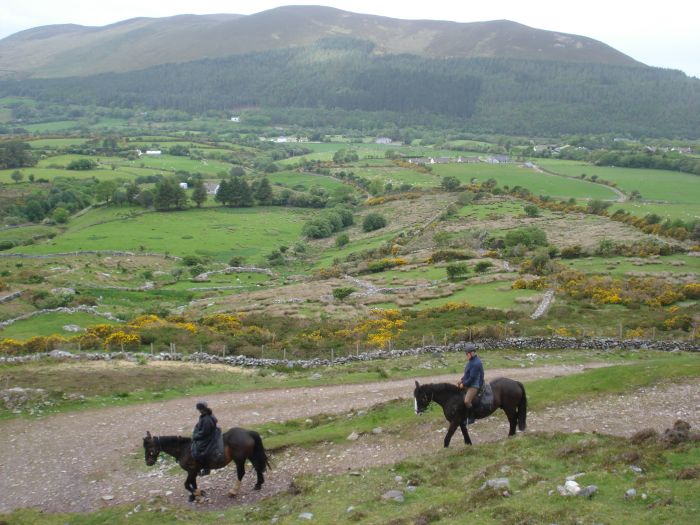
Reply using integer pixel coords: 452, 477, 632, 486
433, 163, 619, 200
7, 206, 311, 262
267, 170, 354, 193
539, 159, 700, 206
0, 311, 119, 340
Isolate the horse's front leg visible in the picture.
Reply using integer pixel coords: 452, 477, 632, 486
459, 422, 472, 445
185, 471, 198, 502
228, 459, 245, 498
444, 421, 459, 448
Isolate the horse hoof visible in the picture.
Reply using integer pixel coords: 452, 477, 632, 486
228, 492, 237, 498
188, 494, 196, 502
254, 484, 262, 491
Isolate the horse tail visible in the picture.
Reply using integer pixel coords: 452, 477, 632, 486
517, 381, 527, 431
248, 430, 271, 473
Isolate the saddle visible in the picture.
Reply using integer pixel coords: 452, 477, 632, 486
469, 384, 494, 421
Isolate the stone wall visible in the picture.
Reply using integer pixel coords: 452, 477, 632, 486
1, 336, 696, 366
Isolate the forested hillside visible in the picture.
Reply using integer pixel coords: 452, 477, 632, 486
2, 38, 699, 137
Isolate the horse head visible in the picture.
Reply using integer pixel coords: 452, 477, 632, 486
143, 431, 160, 466
414, 380, 431, 415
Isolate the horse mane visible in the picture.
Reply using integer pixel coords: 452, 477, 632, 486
425, 382, 462, 395
156, 435, 192, 447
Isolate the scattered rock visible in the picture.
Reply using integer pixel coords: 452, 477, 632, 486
298, 512, 314, 520
62, 325, 83, 333
372, 427, 383, 435
557, 480, 581, 496
578, 485, 598, 498
382, 490, 404, 503
629, 465, 643, 474
347, 432, 360, 441
394, 476, 403, 483
481, 478, 510, 490
101, 495, 114, 501
625, 488, 637, 499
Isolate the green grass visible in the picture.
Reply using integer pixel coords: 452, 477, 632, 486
563, 255, 700, 277
352, 165, 441, 188
0, 312, 120, 340
539, 159, 700, 205
458, 199, 554, 219
267, 170, 353, 192
10, 206, 311, 263
612, 201, 700, 222
374, 279, 538, 311
22, 120, 80, 132
313, 230, 398, 268
27, 138, 89, 148
434, 163, 619, 200
0, 224, 59, 245
127, 154, 231, 175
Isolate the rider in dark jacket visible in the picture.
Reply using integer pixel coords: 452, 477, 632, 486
191, 401, 218, 476
458, 344, 484, 410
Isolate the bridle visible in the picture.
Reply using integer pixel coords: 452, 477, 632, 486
416, 388, 433, 414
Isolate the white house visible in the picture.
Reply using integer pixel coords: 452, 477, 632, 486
179, 182, 188, 189
375, 137, 392, 144
203, 182, 220, 195
230, 116, 240, 122
145, 150, 162, 156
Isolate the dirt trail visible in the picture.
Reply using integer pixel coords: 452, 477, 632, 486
0, 362, 697, 514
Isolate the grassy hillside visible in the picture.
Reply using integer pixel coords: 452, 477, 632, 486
0, 7, 638, 79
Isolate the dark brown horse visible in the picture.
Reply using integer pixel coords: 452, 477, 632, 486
414, 377, 527, 447
143, 427, 270, 501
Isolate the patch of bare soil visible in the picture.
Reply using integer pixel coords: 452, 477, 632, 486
0, 363, 697, 514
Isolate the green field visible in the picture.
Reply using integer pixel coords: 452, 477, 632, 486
539, 159, 700, 205
267, 171, 353, 192
125, 154, 231, 175
564, 254, 700, 276
433, 163, 619, 200
612, 201, 700, 221
22, 120, 80, 132
9, 206, 311, 262
374, 278, 537, 310
351, 165, 440, 188
0, 312, 119, 340
27, 138, 89, 148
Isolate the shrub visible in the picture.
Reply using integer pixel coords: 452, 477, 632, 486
228, 256, 245, 267
523, 204, 540, 217
441, 176, 461, 191
560, 245, 583, 259
332, 287, 355, 301
504, 227, 547, 248
474, 261, 493, 273
335, 233, 350, 247
446, 263, 469, 280
430, 249, 473, 263
362, 213, 387, 232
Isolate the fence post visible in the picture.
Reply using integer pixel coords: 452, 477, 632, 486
283, 348, 286, 360
261, 344, 264, 358
223, 344, 227, 357
331, 348, 334, 361
150, 342, 154, 355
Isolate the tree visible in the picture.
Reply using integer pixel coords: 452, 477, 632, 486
336, 233, 350, 247
254, 177, 273, 205
95, 180, 117, 203
10, 170, 23, 183
363, 213, 387, 232
0, 141, 34, 169
154, 178, 187, 210
67, 158, 98, 170
191, 180, 207, 208
228, 176, 254, 207
52, 207, 70, 224
215, 179, 233, 205
441, 176, 461, 191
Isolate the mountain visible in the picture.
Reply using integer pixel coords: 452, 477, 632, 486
0, 6, 641, 79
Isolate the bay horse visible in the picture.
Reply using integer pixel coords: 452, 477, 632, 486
143, 427, 270, 501
414, 377, 527, 447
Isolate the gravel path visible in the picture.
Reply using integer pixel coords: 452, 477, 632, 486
0, 362, 697, 514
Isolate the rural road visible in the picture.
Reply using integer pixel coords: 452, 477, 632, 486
0, 362, 697, 514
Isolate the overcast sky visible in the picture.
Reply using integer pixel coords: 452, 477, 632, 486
1, 0, 698, 78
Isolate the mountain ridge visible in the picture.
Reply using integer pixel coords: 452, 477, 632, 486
0, 6, 641, 79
